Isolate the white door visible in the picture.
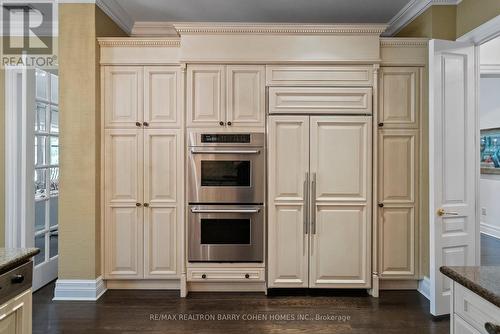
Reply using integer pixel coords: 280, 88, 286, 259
429, 40, 477, 316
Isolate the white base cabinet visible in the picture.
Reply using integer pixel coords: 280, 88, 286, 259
0, 290, 32, 334
268, 115, 372, 289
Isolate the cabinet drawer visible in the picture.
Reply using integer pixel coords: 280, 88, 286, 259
266, 66, 373, 86
187, 268, 265, 282
454, 315, 482, 334
268, 87, 372, 115
454, 283, 500, 333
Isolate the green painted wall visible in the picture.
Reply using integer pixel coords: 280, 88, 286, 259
397, 5, 457, 40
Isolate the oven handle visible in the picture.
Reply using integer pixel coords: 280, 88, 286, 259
190, 208, 261, 214
190, 148, 260, 155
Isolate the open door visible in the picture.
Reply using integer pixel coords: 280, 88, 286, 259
429, 40, 478, 316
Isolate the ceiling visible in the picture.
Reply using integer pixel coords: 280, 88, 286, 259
116, 0, 412, 24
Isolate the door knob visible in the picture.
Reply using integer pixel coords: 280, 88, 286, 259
201, 274, 207, 279
437, 208, 459, 216
378, 122, 384, 127
227, 121, 232, 126
245, 273, 250, 279
378, 203, 384, 208
143, 122, 149, 127
136, 203, 142, 207
143, 203, 149, 208
219, 121, 224, 126
11, 275, 24, 284
135, 122, 142, 127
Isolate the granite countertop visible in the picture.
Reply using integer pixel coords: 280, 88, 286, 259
0, 248, 40, 274
440, 266, 500, 308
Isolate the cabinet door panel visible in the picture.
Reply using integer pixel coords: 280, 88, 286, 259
310, 205, 370, 288
144, 207, 178, 278
105, 206, 143, 278
187, 65, 225, 127
227, 65, 265, 127
379, 207, 415, 277
268, 205, 309, 287
310, 116, 371, 202
104, 66, 143, 128
379, 67, 420, 128
144, 66, 181, 128
378, 130, 418, 204
0, 290, 31, 334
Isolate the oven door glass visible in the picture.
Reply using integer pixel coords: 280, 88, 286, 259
201, 218, 250, 244
201, 161, 251, 187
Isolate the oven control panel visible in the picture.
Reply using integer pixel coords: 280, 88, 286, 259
201, 134, 251, 144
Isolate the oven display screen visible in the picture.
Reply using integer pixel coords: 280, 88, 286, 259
201, 134, 251, 143
201, 161, 251, 187
201, 219, 251, 244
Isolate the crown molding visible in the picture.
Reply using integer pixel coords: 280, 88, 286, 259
384, 0, 463, 37
98, 37, 181, 47
131, 22, 179, 37
96, 0, 134, 35
380, 37, 429, 47
172, 23, 388, 35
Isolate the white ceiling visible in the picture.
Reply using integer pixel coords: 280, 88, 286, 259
116, 0, 412, 23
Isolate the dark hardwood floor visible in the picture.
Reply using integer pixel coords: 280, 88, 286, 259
481, 233, 500, 266
33, 282, 449, 334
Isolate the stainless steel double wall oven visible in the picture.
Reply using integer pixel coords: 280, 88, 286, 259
188, 132, 265, 262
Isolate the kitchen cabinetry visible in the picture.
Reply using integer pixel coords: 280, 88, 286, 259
377, 67, 421, 280
103, 65, 183, 281
268, 115, 372, 288
0, 290, 32, 334
187, 64, 265, 128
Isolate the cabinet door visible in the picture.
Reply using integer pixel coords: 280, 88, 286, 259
379, 67, 420, 128
144, 66, 181, 128
104, 66, 143, 128
309, 116, 372, 288
104, 129, 144, 279
187, 65, 225, 127
143, 129, 182, 278
0, 290, 32, 334
226, 65, 265, 127
378, 130, 418, 278
267, 116, 309, 288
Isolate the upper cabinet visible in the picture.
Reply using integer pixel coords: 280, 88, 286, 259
104, 66, 181, 129
187, 64, 265, 128
379, 67, 420, 128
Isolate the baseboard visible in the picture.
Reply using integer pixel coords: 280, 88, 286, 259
187, 282, 266, 292
106, 279, 180, 290
379, 279, 418, 290
418, 276, 430, 300
480, 223, 500, 239
53, 276, 106, 301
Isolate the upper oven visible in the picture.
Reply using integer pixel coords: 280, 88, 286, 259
188, 133, 265, 204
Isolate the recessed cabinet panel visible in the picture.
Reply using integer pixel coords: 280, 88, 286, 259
379, 68, 420, 128
379, 207, 415, 277
227, 65, 265, 127
105, 129, 143, 205
268, 205, 309, 288
105, 206, 143, 278
145, 207, 178, 278
144, 67, 180, 128
310, 205, 370, 288
378, 130, 417, 204
268, 116, 309, 202
187, 65, 225, 127
0, 290, 31, 334
266, 65, 374, 86
310, 116, 371, 202
104, 66, 143, 128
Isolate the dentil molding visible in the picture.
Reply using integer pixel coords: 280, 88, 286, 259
98, 37, 181, 47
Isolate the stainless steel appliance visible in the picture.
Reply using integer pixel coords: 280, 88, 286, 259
187, 132, 265, 262
188, 132, 265, 204
188, 204, 264, 262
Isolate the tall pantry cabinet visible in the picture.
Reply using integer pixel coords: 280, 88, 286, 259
102, 66, 183, 280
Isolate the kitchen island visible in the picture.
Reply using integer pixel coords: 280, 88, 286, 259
441, 266, 500, 334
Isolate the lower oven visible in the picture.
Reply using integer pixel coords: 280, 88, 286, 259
188, 205, 264, 262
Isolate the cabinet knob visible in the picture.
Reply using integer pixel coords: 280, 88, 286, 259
11, 275, 24, 284
135, 122, 142, 127
378, 123, 384, 127
143, 122, 149, 127
201, 274, 207, 279
378, 203, 384, 208
219, 121, 224, 126
136, 203, 142, 207
485, 322, 500, 334
143, 203, 149, 208
245, 273, 250, 279
227, 121, 232, 126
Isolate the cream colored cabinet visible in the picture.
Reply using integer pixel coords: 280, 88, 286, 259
103, 65, 182, 281
0, 290, 32, 334
268, 115, 372, 289
104, 66, 180, 129
187, 64, 265, 128
378, 66, 421, 281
